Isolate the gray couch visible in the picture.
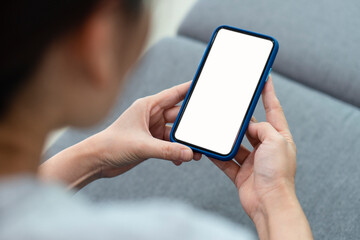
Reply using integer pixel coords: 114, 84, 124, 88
45, 0, 360, 239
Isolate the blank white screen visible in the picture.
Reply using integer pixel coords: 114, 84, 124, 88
174, 28, 273, 155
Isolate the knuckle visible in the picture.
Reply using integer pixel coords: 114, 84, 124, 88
265, 99, 283, 114
161, 144, 173, 160
274, 104, 284, 113
273, 96, 282, 107
283, 133, 297, 153
272, 133, 287, 146
133, 98, 144, 106
269, 134, 283, 145
259, 121, 271, 129
174, 87, 182, 101
134, 97, 150, 110
257, 122, 266, 128
280, 136, 288, 146
159, 89, 171, 99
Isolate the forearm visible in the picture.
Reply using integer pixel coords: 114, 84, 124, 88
254, 186, 313, 240
38, 136, 103, 190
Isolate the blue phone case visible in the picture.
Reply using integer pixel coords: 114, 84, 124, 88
170, 25, 279, 161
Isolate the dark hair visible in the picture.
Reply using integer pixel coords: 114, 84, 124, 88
0, 0, 143, 118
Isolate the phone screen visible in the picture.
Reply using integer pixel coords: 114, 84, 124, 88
173, 28, 274, 156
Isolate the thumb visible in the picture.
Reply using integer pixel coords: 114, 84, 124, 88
147, 139, 193, 162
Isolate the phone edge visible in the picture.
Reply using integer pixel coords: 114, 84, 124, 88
170, 25, 279, 161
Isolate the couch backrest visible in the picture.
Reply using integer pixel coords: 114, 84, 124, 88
178, 0, 360, 107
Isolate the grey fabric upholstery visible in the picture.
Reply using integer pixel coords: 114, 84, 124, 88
178, 0, 360, 107
45, 37, 360, 240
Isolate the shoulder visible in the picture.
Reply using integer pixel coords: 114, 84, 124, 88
0, 178, 254, 240
91, 200, 255, 240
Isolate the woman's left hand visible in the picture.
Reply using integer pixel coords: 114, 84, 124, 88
90, 81, 202, 178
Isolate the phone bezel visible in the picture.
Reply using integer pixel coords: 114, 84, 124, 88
170, 25, 278, 160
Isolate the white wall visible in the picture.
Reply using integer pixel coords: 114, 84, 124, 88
147, 0, 197, 49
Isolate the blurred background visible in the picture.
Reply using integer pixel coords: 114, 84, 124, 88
146, 0, 196, 49
45, 1, 360, 239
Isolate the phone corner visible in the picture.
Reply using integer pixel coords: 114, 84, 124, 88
269, 37, 279, 54
215, 25, 229, 32
267, 37, 279, 67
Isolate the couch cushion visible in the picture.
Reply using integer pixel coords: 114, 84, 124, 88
45, 37, 360, 240
178, 0, 360, 107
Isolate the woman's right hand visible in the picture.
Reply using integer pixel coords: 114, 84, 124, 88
210, 75, 313, 240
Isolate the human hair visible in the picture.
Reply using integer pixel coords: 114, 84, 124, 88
0, 0, 143, 118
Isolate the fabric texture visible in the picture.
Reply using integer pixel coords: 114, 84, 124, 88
178, 0, 360, 107
0, 176, 254, 240
45, 37, 360, 240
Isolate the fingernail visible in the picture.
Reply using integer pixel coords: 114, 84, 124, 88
181, 149, 192, 161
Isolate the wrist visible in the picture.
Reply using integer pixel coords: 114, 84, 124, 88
259, 180, 298, 215
80, 133, 105, 166
39, 137, 103, 189
80, 132, 113, 177
252, 180, 299, 239
84, 131, 141, 178
252, 180, 312, 240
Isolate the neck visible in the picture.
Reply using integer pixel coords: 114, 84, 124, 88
0, 100, 59, 178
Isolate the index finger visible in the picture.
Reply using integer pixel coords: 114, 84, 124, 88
262, 75, 290, 134
152, 81, 192, 109
209, 157, 240, 184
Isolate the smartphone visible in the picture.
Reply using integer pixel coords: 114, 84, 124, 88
170, 25, 279, 161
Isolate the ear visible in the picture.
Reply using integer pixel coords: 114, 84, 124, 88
72, 3, 119, 89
